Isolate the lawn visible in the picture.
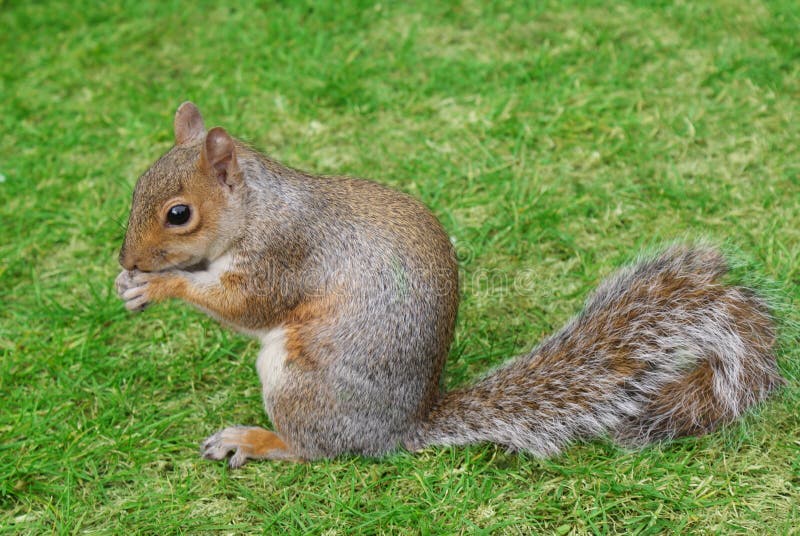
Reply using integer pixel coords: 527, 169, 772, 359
1, 0, 798, 533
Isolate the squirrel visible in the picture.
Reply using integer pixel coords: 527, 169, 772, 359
115, 102, 784, 468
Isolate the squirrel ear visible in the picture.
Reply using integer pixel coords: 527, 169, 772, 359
202, 127, 240, 189
174, 101, 206, 146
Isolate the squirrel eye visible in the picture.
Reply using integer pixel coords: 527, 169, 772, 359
166, 204, 191, 226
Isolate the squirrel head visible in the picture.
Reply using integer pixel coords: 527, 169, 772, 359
119, 102, 245, 272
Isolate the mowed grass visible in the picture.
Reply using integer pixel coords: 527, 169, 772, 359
1, 0, 798, 533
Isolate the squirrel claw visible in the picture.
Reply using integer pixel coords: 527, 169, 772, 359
201, 426, 252, 469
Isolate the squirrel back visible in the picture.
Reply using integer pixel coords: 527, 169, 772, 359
117, 103, 783, 465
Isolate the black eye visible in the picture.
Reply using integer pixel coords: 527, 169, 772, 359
166, 204, 191, 226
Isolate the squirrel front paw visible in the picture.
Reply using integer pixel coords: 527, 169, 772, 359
115, 269, 180, 312
115, 270, 150, 311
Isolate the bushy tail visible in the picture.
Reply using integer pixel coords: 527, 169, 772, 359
406, 245, 783, 456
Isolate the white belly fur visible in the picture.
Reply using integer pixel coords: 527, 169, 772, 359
256, 327, 288, 396
190, 252, 235, 287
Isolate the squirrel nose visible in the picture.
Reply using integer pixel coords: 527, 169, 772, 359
119, 250, 138, 271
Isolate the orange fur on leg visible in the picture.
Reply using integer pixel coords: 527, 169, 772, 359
201, 426, 301, 468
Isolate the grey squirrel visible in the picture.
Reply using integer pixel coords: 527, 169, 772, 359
115, 102, 783, 468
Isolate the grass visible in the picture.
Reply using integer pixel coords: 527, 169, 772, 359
1, 0, 798, 533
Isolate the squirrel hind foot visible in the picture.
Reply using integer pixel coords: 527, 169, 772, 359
200, 426, 302, 468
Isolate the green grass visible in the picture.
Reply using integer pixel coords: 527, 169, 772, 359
1, 0, 798, 533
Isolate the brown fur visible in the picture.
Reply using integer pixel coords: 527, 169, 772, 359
117, 103, 782, 467
201, 426, 301, 467
407, 245, 783, 455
